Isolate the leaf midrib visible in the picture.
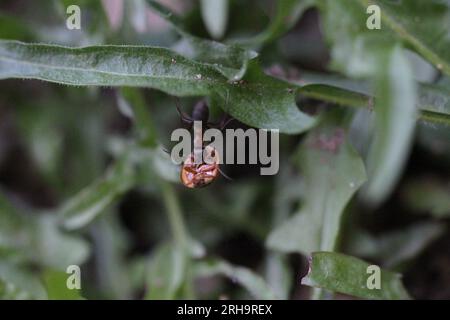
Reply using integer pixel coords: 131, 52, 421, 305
0, 54, 219, 84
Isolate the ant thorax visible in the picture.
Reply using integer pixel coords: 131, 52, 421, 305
192, 120, 204, 164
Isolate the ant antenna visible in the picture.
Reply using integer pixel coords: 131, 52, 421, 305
220, 117, 235, 130
207, 116, 235, 130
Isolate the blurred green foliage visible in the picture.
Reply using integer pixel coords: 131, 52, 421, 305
0, 0, 449, 300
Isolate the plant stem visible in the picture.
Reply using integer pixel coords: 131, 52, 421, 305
299, 84, 450, 126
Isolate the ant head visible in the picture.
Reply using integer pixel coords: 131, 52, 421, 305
174, 97, 233, 131
191, 100, 209, 124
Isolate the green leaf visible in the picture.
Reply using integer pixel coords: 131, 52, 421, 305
0, 40, 315, 134
317, 0, 383, 76
363, 45, 417, 205
200, 0, 229, 39
145, 243, 186, 300
57, 154, 136, 230
30, 215, 90, 270
301, 252, 411, 300
319, 0, 450, 76
43, 270, 84, 300
0, 261, 47, 300
356, 0, 450, 76
146, 0, 256, 80
195, 259, 277, 300
128, 0, 148, 33
267, 112, 367, 255
238, 0, 314, 47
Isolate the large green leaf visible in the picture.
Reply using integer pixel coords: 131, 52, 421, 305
0, 40, 315, 134
267, 112, 367, 255
301, 252, 411, 300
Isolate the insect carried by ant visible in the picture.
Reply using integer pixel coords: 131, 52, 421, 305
172, 98, 233, 189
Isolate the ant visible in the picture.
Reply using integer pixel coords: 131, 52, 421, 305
173, 98, 233, 189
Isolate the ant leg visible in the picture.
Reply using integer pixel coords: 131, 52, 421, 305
208, 116, 235, 130
218, 166, 233, 181
161, 145, 171, 154
219, 116, 235, 130
174, 97, 194, 128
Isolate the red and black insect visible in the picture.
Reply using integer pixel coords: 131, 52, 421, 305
174, 99, 232, 189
